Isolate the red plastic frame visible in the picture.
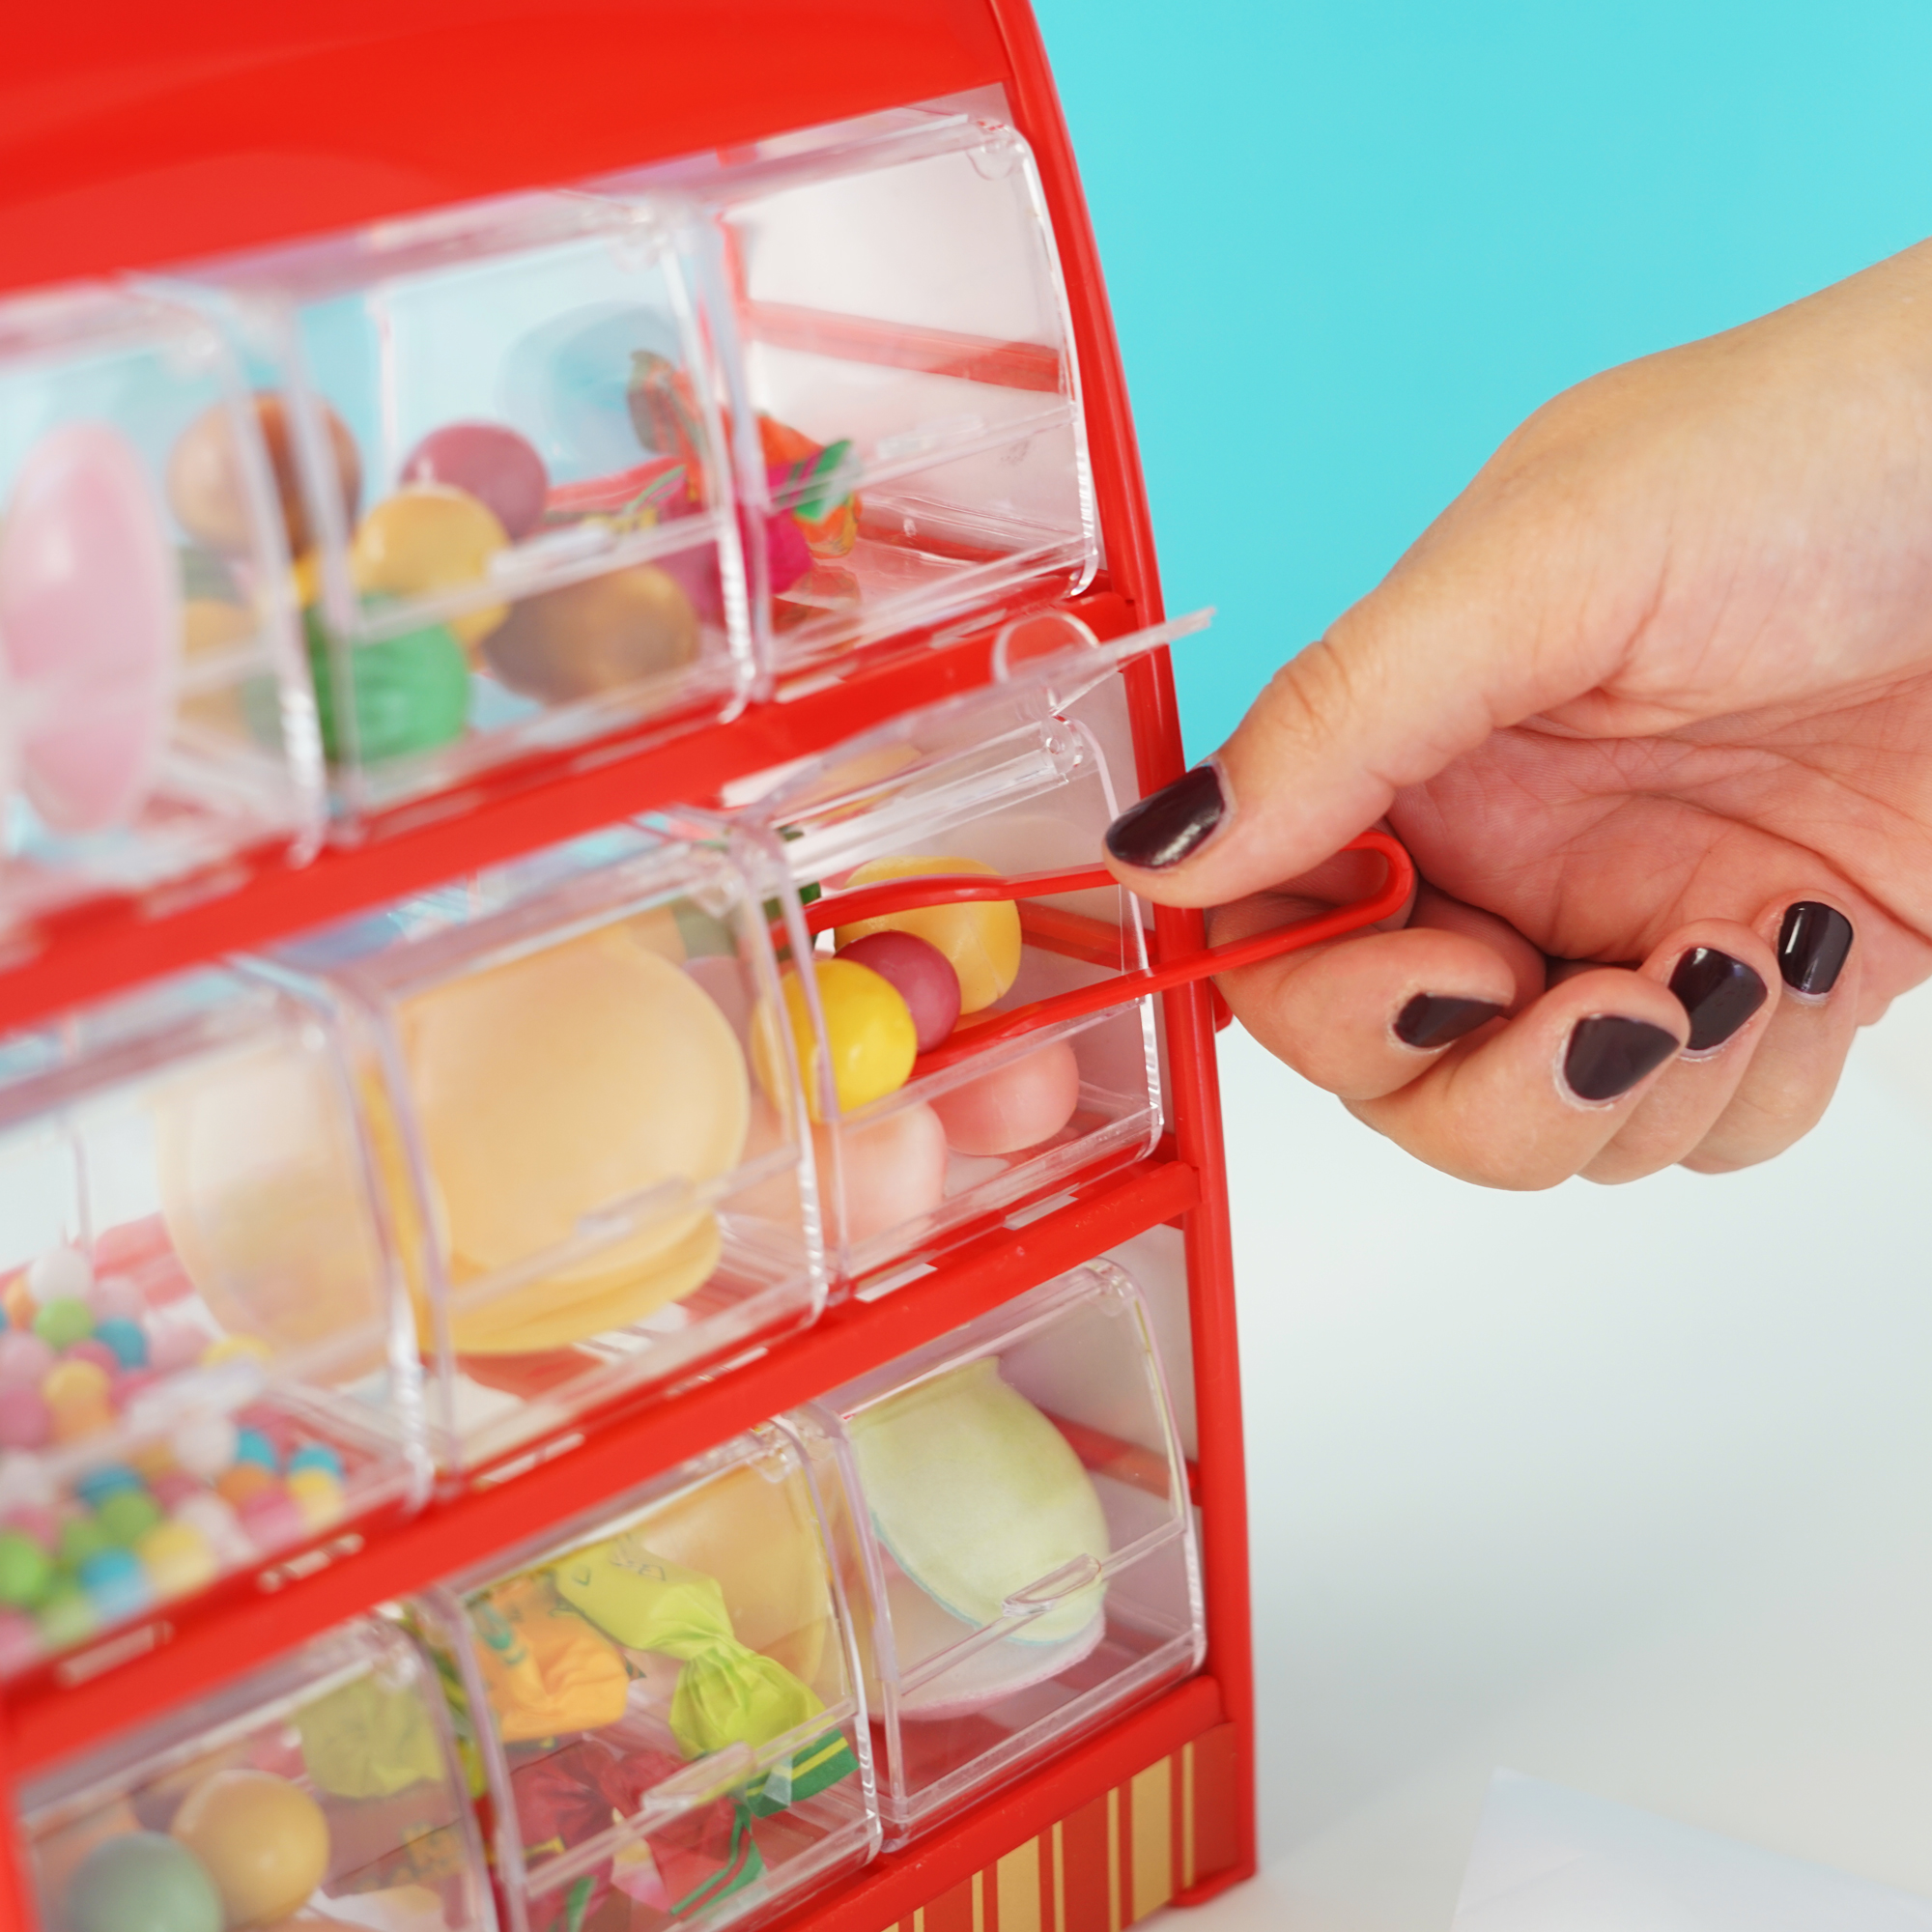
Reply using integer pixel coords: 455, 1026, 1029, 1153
0, 7, 1269, 1929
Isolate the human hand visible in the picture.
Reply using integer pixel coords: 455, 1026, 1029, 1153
1103, 239, 1932, 1186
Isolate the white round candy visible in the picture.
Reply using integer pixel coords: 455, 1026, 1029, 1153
171, 1412, 238, 1481
26, 1245, 93, 1304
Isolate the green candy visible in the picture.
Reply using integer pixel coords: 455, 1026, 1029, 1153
32, 1297, 92, 1349
37, 1581, 97, 1648
0, 1529, 50, 1607
303, 601, 469, 766
97, 1488, 161, 1547
65, 1833, 222, 1932
58, 1515, 111, 1569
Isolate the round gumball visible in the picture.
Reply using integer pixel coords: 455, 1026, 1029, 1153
349, 485, 508, 648
400, 422, 549, 540
167, 393, 361, 559
64, 1832, 223, 1932
284, 1468, 344, 1532
27, 1246, 91, 1304
171, 1412, 239, 1481
0, 1333, 52, 1381
98, 1487, 162, 1546
833, 857, 1021, 1013
135, 1520, 218, 1598
64, 1339, 120, 1378
33, 1295, 92, 1349
94, 1318, 149, 1368
302, 605, 469, 766
0, 422, 181, 833
170, 1769, 330, 1926
929, 1035, 1082, 1156
77, 1548, 152, 1620
89, 1274, 145, 1324
0, 1381, 50, 1450
834, 930, 960, 1052
821, 1102, 948, 1248
755, 961, 916, 1121
481, 562, 698, 702
0, 1527, 50, 1606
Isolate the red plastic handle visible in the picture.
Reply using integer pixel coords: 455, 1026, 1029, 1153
796, 828, 1415, 1074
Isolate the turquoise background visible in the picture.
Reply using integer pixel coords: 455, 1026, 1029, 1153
1033, 1, 1932, 758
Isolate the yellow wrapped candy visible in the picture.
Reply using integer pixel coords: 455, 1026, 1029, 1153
469, 1572, 630, 1744
298, 1675, 445, 1800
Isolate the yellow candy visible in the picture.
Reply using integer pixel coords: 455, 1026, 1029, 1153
43, 1359, 109, 1406
833, 855, 1021, 1013
756, 960, 916, 1122
51, 1399, 114, 1443
135, 1520, 218, 1598
171, 1769, 330, 1926
350, 485, 508, 648
202, 1334, 276, 1369
2, 1279, 35, 1330
284, 1468, 346, 1531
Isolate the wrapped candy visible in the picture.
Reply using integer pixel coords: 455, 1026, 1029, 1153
470, 1573, 630, 1743
297, 1673, 446, 1800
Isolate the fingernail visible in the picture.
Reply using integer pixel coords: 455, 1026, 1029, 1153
1394, 994, 1506, 1049
1667, 947, 1768, 1052
1562, 1014, 1681, 1102
1104, 764, 1227, 870
1776, 901, 1853, 996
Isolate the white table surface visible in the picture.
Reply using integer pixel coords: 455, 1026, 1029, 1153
1164, 985, 1932, 1931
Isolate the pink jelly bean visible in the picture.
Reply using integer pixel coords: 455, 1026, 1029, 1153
929, 1036, 1083, 1157
63, 1339, 118, 1378
0, 1382, 50, 1450
87, 1275, 145, 1324
0, 1335, 53, 1383
836, 930, 962, 1053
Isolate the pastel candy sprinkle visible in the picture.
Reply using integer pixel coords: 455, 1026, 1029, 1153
88, 1275, 145, 1324
63, 1339, 119, 1378
98, 1488, 161, 1547
60, 1515, 111, 1567
233, 1426, 276, 1470
201, 1335, 273, 1370
32, 1297, 93, 1350
36, 1583, 95, 1647
0, 1608, 38, 1673
134, 1520, 217, 1598
284, 1468, 345, 1531
172, 1492, 245, 1560
26, 1247, 92, 1304
1, 1281, 35, 1331
171, 1413, 238, 1481
0, 1383, 50, 1450
287, 1443, 345, 1481
76, 1547, 151, 1619
237, 1487, 305, 1548
151, 1473, 201, 1510
145, 1319, 204, 1374
215, 1463, 272, 1507
73, 1463, 141, 1507
0, 1529, 51, 1607
92, 1318, 148, 1369
0, 1333, 54, 1382
43, 1359, 109, 1406
2, 1506, 58, 1549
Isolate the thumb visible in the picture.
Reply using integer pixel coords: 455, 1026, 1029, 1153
1102, 531, 1631, 907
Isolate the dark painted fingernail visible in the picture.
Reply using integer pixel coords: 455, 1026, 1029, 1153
1394, 994, 1506, 1049
1563, 1014, 1681, 1102
1776, 901, 1853, 996
1667, 947, 1768, 1052
1104, 765, 1227, 869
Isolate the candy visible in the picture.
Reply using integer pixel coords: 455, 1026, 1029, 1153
303, 603, 469, 764
350, 485, 508, 647
481, 562, 699, 702
0, 1382, 50, 1450
284, 1468, 345, 1532
43, 1358, 110, 1407
89, 1275, 146, 1324
758, 415, 860, 557
391, 934, 748, 1351
38, 1583, 98, 1649
63, 1339, 120, 1378
27, 1246, 92, 1304
152, 1473, 202, 1511
0, 423, 180, 832
73, 1464, 142, 1507
64, 1832, 223, 1932
170, 1769, 331, 1925
0, 1332, 52, 1381
202, 1335, 274, 1370
758, 960, 917, 1121
0, 1609, 39, 1674
929, 1034, 1082, 1156
92, 1318, 149, 1369
1, 1280, 35, 1331
216, 1463, 274, 1508
835, 857, 1022, 1013
145, 1320, 206, 1375
98, 1488, 162, 1547
400, 422, 550, 541
61, 1516, 111, 1567
173, 1493, 247, 1562
286, 1442, 344, 1482
167, 393, 361, 558
836, 929, 961, 1052
77, 1547, 152, 1620
170, 1413, 238, 1481
4, 1505, 58, 1548
32, 1295, 92, 1349
233, 1426, 277, 1469
52, 1398, 115, 1443
822, 1102, 948, 1248
135, 1520, 218, 1598
0, 1528, 51, 1606
237, 1485, 306, 1548
0, 1458, 54, 1513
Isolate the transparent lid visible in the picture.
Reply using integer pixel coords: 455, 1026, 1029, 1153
169, 191, 752, 816
265, 820, 822, 1472
808, 1261, 1204, 1840
0, 281, 321, 926
0, 969, 412, 1674
20, 1615, 493, 1931
422, 1426, 875, 1932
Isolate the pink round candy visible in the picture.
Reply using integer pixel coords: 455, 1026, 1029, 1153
143, 1318, 204, 1374
112, 1369, 161, 1409
0, 1609, 39, 1674
836, 931, 962, 1053
63, 1339, 118, 1378
0, 1382, 50, 1450
929, 1037, 1082, 1157
0, 1335, 53, 1383
0, 422, 181, 832
87, 1275, 145, 1324
400, 422, 549, 540
237, 1486, 305, 1549
822, 1102, 948, 1247
2, 1506, 58, 1551
150, 1472, 202, 1511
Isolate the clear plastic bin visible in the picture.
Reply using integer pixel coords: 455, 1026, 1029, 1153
264, 821, 822, 1474
0, 281, 322, 929
802, 1261, 1204, 1845
0, 969, 414, 1674
601, 106, 1096, 677
745, 652, 1161, 1283
167, 192, 751, 818
19, 1615, 494, 1932
416, 1427, 877, 1932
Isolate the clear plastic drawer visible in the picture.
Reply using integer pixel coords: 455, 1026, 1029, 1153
265, 821, 822, 1473
601, 107, 1096, 678
416, 1427, 876, 1932
803, 1261, 1204, 1845
171, 192, 751, 818
0, 970, 413, 1674
19, 1616, 494, 1932
0, 282, 322, 930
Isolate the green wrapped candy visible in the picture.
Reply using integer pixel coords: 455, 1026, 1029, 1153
64, 1833, 222, 1932
297, 1673, 445, 1799
302, 600, 469, 765
0, 1529, 50, 1607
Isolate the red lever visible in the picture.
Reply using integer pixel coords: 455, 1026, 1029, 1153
794, 829, 1415, 1074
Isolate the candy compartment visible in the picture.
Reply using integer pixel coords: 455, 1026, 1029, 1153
0, 282, 321, 929
603, 107, 1095, 675
266, 822, 822, 1473
418, 1428, 876, 1932
173, 193, 750, 818
0, 970, 413, 1675
751, 667, 1159, 1283
20, 1615, 493, 1932
805, 1262, 1203, 1844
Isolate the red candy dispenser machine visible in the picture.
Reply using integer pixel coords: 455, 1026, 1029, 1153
0, 8, 1412, 1928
